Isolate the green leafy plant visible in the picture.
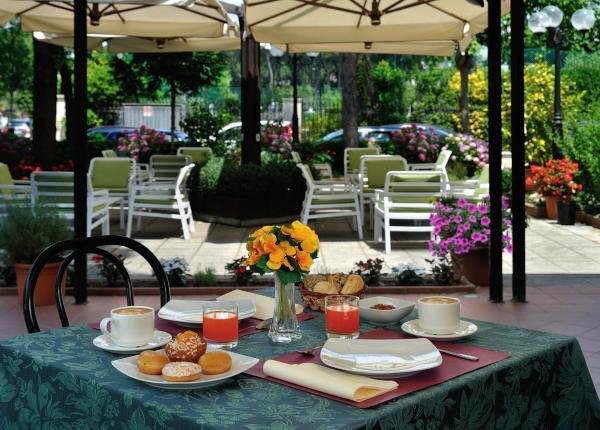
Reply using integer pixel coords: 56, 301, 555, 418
426, 256, 457, 286
225, 257, 254, 286
0, 204, 71, 264
351, 258, 385, 286
156, 258, 189, 287
91, 252, 126, 285
180, 102, 226, 155
392, 263, 426, 286
193, 267, 217, 287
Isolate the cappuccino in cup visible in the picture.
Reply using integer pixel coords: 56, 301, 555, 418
418, 296, 460, 334
100, 305, 155, 347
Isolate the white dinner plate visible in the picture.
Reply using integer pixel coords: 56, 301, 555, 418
93, 330, 172, 354
111, 347, 259, 390
158, 299, 256, 327
320, 338, 442, 378
401, 319, 478, 341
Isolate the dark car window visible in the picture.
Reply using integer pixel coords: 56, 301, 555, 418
366, 132, 392, 143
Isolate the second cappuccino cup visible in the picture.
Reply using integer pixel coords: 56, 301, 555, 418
418, 296, 460, 334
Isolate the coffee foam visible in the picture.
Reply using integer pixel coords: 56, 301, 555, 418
420, 297, 459, 305
114, 307, 152, 315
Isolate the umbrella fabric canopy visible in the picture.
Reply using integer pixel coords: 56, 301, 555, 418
0, 0, 232, 37
36, 32, 239, 52
246, 0, 510, 44
276, 38, 472, 57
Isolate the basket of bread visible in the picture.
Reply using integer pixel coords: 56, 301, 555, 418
300, 273, 365, 311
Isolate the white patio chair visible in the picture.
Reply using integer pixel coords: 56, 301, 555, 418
101, 149, 150, 184
374, 170, 444, 254
88, 157, 136, 229
451, 166, 489, 202
0, 162, 31, 216
30, 171, 112, 236
150, 154, 192, 182
409, 149, 452, 189
101, 149, 118, 158
344, 147, 380, 181
177, 147, 213, 167
126, 164, 195, 240
298, 164, 363, 239
356, 155, 408, 224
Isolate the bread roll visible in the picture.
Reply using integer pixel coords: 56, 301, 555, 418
199, 351, 232, 375
313, 281, 335, 294
137, 350, 169, 375
341, 274, 364, 295
327, 273, 346, 292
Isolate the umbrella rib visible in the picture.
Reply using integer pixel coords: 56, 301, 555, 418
382, 0, 407, 14
294, 0, 363, 15
248, 2, 312, 28
15, 3, 45, 16
175, 6, 226, 23
424, 3, 466, 23
31, 2, 74, 14
108, 4, 126, 24
386, 0, 436, 14
355, 0, 368, 28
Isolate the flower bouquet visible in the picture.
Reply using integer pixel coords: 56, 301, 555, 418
442, 134, 488, 176
428, 197, 512, 286
244, 221, 319, 342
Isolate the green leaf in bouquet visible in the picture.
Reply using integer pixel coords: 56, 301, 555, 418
277, 269, 302, 285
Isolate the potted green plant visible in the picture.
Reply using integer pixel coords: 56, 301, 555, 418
428, 196, 512, 286
0, 204, 71, 306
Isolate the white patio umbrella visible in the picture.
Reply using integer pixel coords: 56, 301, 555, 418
245, 0, 510, 44
0, 0, 233, 38
276, 38, 472, 57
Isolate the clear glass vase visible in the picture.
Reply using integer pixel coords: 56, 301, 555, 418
268, 276, 302, 343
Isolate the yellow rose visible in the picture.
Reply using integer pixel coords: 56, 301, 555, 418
266, 246, 285, 270
280, 241, 297, 256
296, 250, 313, 272
301, 236, 319, 254
260, 233, 278, 253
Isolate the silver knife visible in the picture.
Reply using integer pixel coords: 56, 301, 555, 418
438, 348, 479, 361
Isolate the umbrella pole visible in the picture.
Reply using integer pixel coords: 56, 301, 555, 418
240, 16, 261, 166
488, 0, 503, 302
292, 54, 299, 145
73, 0, 88, 304
511, 0, 526, 302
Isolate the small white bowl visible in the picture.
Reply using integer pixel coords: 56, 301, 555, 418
359, 296, 415, 325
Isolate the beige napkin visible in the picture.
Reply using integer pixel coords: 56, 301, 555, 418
218, 289, 303, 320
263, 361, 398, 402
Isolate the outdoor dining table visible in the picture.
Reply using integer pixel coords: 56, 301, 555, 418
1, 289, 599, 429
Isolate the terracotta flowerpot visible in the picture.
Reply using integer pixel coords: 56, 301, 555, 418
453, 248, 489, 287
545, 196, 559, 220
15, 262, 66, 307
557, 200, 576, 225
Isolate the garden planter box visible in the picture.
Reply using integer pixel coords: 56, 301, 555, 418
576, 211, 600, 229
190, 191, 303, 226
525, 203, 547, 219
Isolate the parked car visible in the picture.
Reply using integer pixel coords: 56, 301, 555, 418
219, 120, 291, 145
7, 119, 32, 138
87, 126, 188, 143
319, 124, 454, 144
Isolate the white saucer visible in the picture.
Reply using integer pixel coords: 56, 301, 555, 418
401, 319, 478, 341
93, 330, 172, 354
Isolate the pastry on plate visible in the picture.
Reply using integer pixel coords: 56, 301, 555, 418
137, 350, 169, 375
164, 330, 207, 362
199, 351, 232, 375
161, 362, 202, 382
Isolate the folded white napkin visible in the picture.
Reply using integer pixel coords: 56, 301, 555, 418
218, 290, 303, 320
263, 361, 398, 402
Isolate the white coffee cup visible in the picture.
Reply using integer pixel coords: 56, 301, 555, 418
99, 306, 155, 347
418, 296, 461, 334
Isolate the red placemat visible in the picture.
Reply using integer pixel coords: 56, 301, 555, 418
245, 327, 510, 409
89, 312, 315, 337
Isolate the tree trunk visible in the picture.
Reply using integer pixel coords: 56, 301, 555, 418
455, 52, 474, 134
170, 79, 176, 149
32, 38, 58, 168
59, 60, 74, 152
341, 53, 359, 148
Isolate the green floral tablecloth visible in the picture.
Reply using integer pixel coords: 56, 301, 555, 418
1, 291, 599, 429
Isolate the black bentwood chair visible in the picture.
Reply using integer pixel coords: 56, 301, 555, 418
23, 235, 171, 333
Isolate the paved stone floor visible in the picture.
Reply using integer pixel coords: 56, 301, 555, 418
1, 216, 599, 395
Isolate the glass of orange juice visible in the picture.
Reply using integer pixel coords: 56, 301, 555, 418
202, 302, 238, 348
325, 295, 360, 339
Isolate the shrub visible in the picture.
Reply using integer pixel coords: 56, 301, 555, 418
225, 257, 254, 286
383, 124, 441, 163
392, 263, 426, 286
425, 256, 457, 286
157, 258, 189, 287
193, 268, 217, 286
198, 157, 305, 200
351, 258, 385, 286
91, 252, 126, 285
117, 125, 167, 163
180, 102, 226, 155
442, 134, 488, 177
260, 120, 293, 157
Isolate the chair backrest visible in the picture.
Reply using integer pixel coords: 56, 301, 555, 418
291, 151, 302, 164
0, 163, 15, 195
88, 157, 135, 191
475, 166, 490, 196
101, 149, 118, 158
30, 171, 75, 215
344, 147, 380, 178
150, 155, 192, 181
23, 235, 172, 333
436, 150, 452, 168
362, 156, 408, 189
383, 171, 444, 208
298, 164, 316, 191
177, 147, 213, 167
175, 164, 195, 198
